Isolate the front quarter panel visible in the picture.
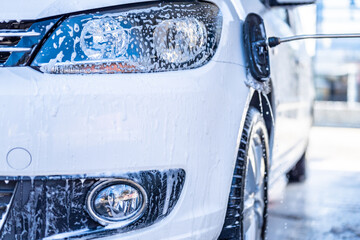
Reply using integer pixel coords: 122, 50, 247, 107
0, 0, 254, 239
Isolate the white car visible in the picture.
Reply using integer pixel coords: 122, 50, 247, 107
0, 0, 314, 239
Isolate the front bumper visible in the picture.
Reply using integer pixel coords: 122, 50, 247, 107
0, 59, 248, 239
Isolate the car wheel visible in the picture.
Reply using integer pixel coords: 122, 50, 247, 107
219, 107, 269, 240
287, 152, 307, 183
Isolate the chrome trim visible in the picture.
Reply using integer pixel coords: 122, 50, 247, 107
0, 47, 32, 52
0, 31, 41, 37
86, 179, 148, 227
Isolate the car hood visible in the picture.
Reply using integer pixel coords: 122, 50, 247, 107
0, 0, 156, 20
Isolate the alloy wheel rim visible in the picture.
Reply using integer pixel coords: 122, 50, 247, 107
243, 132, 266, 240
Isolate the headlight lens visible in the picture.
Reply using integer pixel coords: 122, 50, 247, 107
80, 17, 130, 60
32, 2, 222, 74
153, 18, 207, 64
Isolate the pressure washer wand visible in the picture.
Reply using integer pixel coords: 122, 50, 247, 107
257, 33, 360, 48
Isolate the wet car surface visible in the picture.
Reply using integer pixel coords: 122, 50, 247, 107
268, 127, 360, 240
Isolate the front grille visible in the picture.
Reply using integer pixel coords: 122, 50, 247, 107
0, 31, 39, 64
0, 19, 58, 66
0, 181, 16, 230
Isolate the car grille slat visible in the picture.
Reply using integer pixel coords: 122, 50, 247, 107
0, 31, 41, 37
0, 47, 32, 52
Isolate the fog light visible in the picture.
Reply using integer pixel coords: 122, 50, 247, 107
86, 179, 147, 226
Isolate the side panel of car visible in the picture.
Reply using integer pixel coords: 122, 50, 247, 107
239, 0, 313, 186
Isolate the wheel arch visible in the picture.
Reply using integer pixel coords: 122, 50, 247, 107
218, 103, 271, 240
247, 81, 275, 163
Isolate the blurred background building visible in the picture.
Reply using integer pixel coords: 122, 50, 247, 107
313, 0, 360, 127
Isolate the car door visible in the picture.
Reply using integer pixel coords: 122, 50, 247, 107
265, 7, 304, 171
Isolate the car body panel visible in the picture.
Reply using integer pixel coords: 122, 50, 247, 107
0, 61, 247, 176
0, 0, 153, 20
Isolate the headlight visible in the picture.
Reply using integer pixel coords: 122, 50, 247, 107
31, 2, 222, 74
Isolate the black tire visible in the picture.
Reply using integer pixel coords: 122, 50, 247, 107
218, 108, 269, 240
287, 152, 307, 183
